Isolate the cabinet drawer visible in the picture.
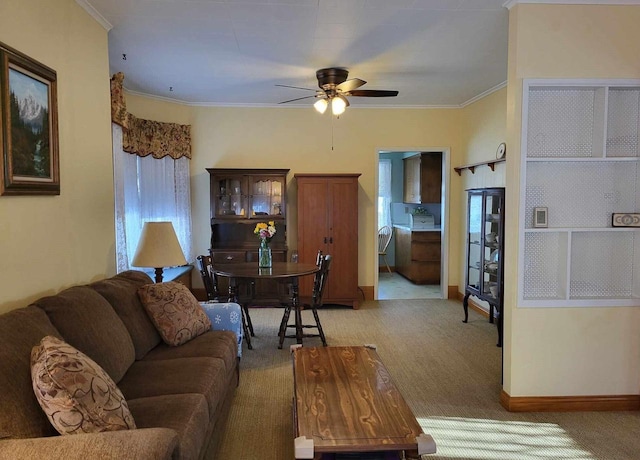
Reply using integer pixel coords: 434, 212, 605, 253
412, 231, 440, 242
411, 241, 441, 261
246, 249, 286, 263
210, 251, 246, 263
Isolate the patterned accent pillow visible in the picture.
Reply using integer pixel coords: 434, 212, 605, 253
31, 336, 136, 435
138, 281, 212, 346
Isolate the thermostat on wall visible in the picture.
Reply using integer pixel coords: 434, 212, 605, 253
612, 213, 640, 227
533, 207, 548, 228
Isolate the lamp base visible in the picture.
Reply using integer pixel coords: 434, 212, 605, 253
154, 267, 164, 283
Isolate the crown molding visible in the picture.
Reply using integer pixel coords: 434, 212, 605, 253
504, 0, 640, 9
75, 0, 112, 30
460, 81, 507, 108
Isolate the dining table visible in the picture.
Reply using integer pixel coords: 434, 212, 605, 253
211, 262, 320, 348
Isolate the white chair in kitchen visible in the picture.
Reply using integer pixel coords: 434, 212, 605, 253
378, 226, 393, 275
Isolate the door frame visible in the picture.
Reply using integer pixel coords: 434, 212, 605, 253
374, 147, 450, 300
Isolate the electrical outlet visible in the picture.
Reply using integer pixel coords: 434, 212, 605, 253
404, 206, 409, 213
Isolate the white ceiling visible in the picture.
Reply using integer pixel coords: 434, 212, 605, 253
82, 0, 510, 108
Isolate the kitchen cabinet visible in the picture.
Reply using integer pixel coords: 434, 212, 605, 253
296, 174, 360, 309
403, 153, 442, 204
462, 187, 504, 347
207, 168, 289, 303
394, 227, 441, 284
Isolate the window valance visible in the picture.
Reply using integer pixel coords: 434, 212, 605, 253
110, 72, 191, 160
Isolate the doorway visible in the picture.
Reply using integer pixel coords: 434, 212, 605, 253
375, 148, 449, 300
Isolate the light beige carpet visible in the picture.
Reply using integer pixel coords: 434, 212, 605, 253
211, 300, 640, 460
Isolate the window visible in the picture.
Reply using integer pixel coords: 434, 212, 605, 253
112, 124, 193, 272
378, 159, 392, 229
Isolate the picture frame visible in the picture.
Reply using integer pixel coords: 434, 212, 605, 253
0, 42, 59, 195
533, 207, 548, 228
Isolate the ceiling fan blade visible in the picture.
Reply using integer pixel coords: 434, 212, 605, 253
278, 95, 317, 104
348, 89, 399, 97
336, 78, 366, 92
275, 84, 316, 92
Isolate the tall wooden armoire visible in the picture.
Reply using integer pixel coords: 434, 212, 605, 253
295, 174, 360, 309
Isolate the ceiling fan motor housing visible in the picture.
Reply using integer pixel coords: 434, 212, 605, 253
316, 67, 349, 89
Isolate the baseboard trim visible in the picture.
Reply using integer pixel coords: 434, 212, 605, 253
501, 389, 640, 412
447, 285, 458, 300
360, 286, 374, 301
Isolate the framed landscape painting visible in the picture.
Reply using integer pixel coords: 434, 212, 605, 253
0, 42, 59, 195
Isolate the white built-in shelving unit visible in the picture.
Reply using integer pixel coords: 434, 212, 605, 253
519, 80, 640, 307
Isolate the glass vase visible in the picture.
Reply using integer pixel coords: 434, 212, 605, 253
258, 239, 272, 268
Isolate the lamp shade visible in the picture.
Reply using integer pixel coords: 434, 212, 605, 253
132, 221, 187, 269
314, 98, 328, 114
331, 96, 347, 115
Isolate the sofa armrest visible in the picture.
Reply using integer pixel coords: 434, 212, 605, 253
0, 428, 178, 460
200, 301, 243, 357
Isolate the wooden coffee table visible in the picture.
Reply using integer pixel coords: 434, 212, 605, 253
291, 346, 436, 459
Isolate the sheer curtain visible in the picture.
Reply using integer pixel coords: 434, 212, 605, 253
378, 159, 392, 229
113, 124, 193, 272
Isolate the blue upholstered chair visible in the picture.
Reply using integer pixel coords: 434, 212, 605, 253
200, 301, 243, 358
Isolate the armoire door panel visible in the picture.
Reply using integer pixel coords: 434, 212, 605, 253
296, 174, 360, 308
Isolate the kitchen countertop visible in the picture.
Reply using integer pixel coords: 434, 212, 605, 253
393, 224, 441, 232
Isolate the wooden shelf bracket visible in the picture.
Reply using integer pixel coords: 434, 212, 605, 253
454, 158, 505, 176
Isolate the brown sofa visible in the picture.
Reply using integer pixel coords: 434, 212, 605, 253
0, 270, 239, 460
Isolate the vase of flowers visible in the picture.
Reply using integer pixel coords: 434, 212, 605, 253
254, 221, 276, 268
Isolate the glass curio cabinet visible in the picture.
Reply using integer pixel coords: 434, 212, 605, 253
463, 187, 505, 347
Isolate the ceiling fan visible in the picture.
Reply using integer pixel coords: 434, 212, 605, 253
277, 68, 399, 115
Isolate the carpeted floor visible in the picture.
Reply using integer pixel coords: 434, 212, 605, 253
211, 300, 640, 460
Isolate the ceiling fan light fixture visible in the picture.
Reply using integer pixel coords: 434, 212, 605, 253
331, 96, 347, 115
314, 98, 328, 114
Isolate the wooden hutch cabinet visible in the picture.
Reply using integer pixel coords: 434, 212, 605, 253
295, 174, 360, 309
403, 152, 442, 204
207, 168, 289, 302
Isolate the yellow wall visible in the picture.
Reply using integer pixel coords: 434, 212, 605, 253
0, 0, 113, 313
457, 88, 507, 301
504, 4, 640, 396
123, 98, 466, 292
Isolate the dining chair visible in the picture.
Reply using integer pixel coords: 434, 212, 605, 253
278, 253, 332, 348
196, 255, 254, 349
378, 226, 393, 275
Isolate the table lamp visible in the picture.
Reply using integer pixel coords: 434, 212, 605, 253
132, 221, 187, 283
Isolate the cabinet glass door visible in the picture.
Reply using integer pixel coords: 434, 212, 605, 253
249, 176, 284, 218
483, 193, 502, 299
467, 193, 483, 291
213, 176, 247, 217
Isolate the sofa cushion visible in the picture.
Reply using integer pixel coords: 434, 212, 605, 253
90, 271, 161, 360
128, 394, 209, 460
137, 282, 211, 346
31, 336, 136, 435
33, 286, 135, 383
118, 357, 227, 417
0, 306, 62, 439
143, 330, 238, 375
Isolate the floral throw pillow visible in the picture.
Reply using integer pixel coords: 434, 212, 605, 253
138, 281, 212, 346
31, 336, 136, 435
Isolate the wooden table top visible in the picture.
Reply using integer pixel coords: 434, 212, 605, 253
292, 346, 425, 454
212, 262, 318, 280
